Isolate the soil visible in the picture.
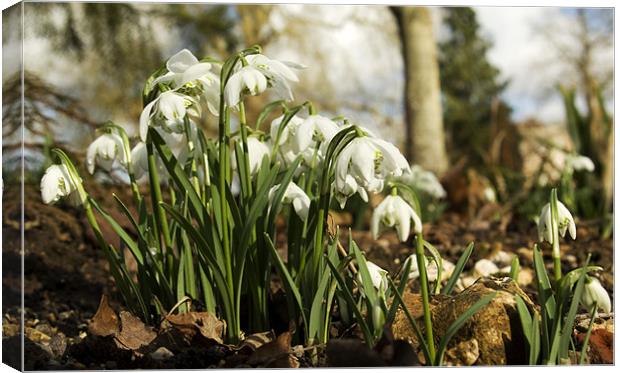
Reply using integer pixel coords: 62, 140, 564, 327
2, 183, 614, 368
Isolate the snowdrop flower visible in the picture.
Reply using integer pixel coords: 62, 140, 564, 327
332, 175, 368, 209
399, 165, 446, 199
245, 54, 303, 100
86, 133, 127, 174
139, 91, 200, 141
483, 187, 496, 203
270, 114, 305, 165
152, 49, 220, 115
130, 142, 150, 180
581, 277, 611, 314
224, 54, 303, 107
565, 154, 595, 173
537, 201, 577, 244
224, 66, 267, 107
294, 115, 340, 164
268, 182, 311, 221
357, 261, 389, 296
130, 142, 169, 183
334, 132, 410, 207
40, 164, 83, 205
371, 195, 422, 242
232, 136, 271, 176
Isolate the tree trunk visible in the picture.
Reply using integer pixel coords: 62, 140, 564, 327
393, 6, 449, 175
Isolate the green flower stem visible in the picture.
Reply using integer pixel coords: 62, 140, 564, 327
308, 102, 317, 115
238, 101, 253, 199
415, 234, 436, 363
218, 90, 236, 341
550, 189, 562, 284
184, 119, 200, 195
146, 142, 172, 251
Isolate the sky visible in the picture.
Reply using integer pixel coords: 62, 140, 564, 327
474, 7, 613, 122
2, 4, 614, 144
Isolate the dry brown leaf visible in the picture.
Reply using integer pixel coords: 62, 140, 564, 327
88, 294, 119, 337
164, 311, 225, 344
238, 331, 275, 352
247, 331, 299, 368
114, 311, 157, 350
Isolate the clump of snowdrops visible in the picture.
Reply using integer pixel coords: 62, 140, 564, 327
40, 46, 434, 346
512, 188, 611, 365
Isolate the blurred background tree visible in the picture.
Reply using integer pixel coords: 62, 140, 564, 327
2, 3, 613, 221
438, 7, 511, 168
392, 6, 449, 176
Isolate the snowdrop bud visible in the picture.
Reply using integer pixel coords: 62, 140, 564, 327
581, 277, 611, 314
566, 154, 595, 173
473, 259, 500, 278
268, 182, 311, 221
358, 261, 389, 296
86, 133, 126, 174
537, 201, 577, 244
371, 195, 422, 242
40, 164, 82, 205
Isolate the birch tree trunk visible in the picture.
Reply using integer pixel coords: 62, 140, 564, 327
393, 7, 449, 175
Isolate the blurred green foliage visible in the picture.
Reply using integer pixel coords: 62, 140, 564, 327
439, 7, 510, 167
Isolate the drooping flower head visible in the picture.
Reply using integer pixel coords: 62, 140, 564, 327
40, 164, 83, 205
581, 277, 611, 314
565, 154, 595, 173
224, 53, 303, 108
86, 133, 127, 174
537, 200, 577, 244
357, 260, 389, 297
294, 115, 340, 164
268, 181, 311, 221
333, 128, 410, 208
269, 114, 305, 165
140, 91, 201, 141
398, 165, 446, 199
371, 194, 422, 242
152, 49, 220, 115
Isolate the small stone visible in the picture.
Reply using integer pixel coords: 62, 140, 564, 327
489, 250, 514, 266
473, 259, 499, 278
393, 278, 536, 365
444, 339, 480, 366
150, 347, 174, 361
517, 268, 534, 287
461, 276, 477, 289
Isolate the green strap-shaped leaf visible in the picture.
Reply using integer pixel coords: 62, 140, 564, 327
442, 242, 474, 296
435, 292, 497, 366
387, 277, 431, 365
264, 234, 308, 333
326, 256, 374, 347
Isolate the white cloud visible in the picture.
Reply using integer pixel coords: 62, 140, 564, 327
475, 7, 613, 123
